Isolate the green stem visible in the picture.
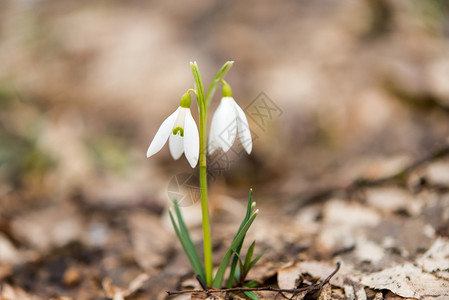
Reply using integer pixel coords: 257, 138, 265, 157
190, 61, 234, 287
199, 105, 212, 285
191, 62, 213, 286
199, 144, 212, 285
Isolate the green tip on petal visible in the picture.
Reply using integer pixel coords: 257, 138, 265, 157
222, 80, 232, 97
179, 92, 191, 108
173, 126, 184, 137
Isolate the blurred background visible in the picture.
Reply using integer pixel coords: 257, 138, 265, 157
1, 0, 449, 298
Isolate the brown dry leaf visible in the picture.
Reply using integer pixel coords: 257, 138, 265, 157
278, 261, 356, 299
102, 273, 149, 300
277, 262, 301, 290
278, 261, 353, 289
343, 278, 366, 300
383, 291, 405, 300
365, 187, 422, 216
373, 292, 384, 300
128, 212, 172, 271
317, 199, 381, 256
10, 204, 84, 253
425, 160, 449, 187
190, 292, 226, 300
359, 263, 449, 298
318, 283, 332, 300
0, 284, 43, 300
417, 237, 449, 280
293, 290, 309, 300
0, 233, 20, 265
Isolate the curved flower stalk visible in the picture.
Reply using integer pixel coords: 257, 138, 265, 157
209, 81, 252, 155
146, 93, 199, 168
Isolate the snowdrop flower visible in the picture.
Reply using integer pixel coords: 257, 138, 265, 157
209, 81, 252, 155
146, 93, 199, 168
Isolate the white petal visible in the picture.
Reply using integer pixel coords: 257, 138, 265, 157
146, 107, 180, 158
211, 97, 237, 152
208, 131, 218, 155
169, 133, 184, 160
183, 108, 199, 168
233, 99, 253, 154
208, 110, 220, 155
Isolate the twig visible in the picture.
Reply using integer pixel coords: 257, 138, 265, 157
167, 262, 341, 296
196, 275, 212, 298
319, 261, 340, 288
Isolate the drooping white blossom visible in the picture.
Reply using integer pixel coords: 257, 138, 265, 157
209, 96, 252, 155
146, 105, 199, 168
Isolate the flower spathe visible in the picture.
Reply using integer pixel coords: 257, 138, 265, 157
209, 96, 252, 155
146, 106, 199, 168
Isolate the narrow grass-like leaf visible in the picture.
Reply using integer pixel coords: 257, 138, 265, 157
245, 281, 259, 288
246, 189, 254, 218
243, 241, 255, 272
226, 189, 254, 288
205, 61, 234, 109
249, 252, 264, 269
212, 210, 258, 288
243, 291, 259, 300
173, 202, 205, 280
168, 210, 202, 277
227, 246, 243, 288
169, 205, 206, 280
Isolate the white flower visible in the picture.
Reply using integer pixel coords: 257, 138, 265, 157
209, 97, 252, 155
146, 106, 199, 168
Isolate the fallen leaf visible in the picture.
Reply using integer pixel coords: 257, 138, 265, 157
360, 263, 449, 298
417, 237, 449, 280
318, 283, 332, 300
0, 284, 43, 300
343, 278, 366, 300
10, 204, 84, 252
102, 273, 150, 300
128, 212, 172, 271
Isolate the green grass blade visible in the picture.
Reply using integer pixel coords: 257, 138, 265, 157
246, 189, 253, 219
168, 210, 202, 277
243, 291, 259, 300
212, 210, 258, 288
226, 190, 254, 288
169, 204, 206, 280
249, 252, 264, 269
245, 281, 259, 288
227, 246, 242, 288
243, 241, 255, 271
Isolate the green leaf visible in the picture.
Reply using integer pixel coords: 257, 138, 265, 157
212, 210, 258, 288
226, 189, 255, 288
227, 251, 241, 288
244, 280, 259, 288
234, 263, 241, 281
169, 203, 206, 281
246, 189, 254, 219
205, 61, 234, 110
243, 291, 259, 300
249, 252, 264, 269
243, 241, 256, 272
